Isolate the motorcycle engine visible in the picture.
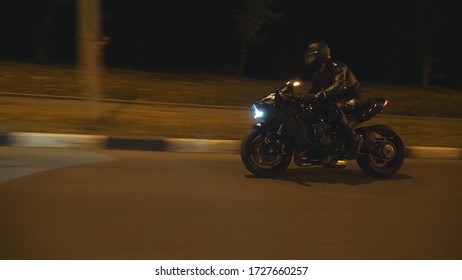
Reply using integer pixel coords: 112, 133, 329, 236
314, 123, 333, 146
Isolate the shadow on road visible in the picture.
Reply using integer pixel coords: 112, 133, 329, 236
246, 166, 413, 187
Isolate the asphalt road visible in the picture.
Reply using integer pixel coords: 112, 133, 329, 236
1, 147, 461, 260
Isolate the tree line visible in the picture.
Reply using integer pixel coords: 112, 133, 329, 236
0, 0, 460, 88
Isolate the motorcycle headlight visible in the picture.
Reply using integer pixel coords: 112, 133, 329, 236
252, 104, 264, 119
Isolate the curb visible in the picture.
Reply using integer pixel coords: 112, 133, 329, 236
7, 132, 106, 149
0, 132, 461, 160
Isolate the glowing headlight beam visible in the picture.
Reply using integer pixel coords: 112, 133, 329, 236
252, 104, 264, 119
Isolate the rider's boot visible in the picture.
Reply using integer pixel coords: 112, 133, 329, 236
323, 155, 347, 168
294, 148, 311, 167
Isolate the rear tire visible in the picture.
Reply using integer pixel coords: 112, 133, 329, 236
241, 128, 293, 178
357, 125, 404, 178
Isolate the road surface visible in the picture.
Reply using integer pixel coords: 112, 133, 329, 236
1, 147, 461, 259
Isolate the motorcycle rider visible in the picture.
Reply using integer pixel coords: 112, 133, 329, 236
302, 42, 363, 160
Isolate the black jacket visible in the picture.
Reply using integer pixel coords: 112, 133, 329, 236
308, 59, 362, 102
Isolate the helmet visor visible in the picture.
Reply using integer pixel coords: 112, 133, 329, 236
304, 51, 320, 65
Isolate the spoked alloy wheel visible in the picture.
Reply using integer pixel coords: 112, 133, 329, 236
249, 134, 283, 169
357, 125, 404, 177
241, 128, 293, 178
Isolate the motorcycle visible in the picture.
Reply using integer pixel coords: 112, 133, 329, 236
241, 80, 404, 178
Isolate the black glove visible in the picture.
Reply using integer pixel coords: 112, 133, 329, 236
304, 91, 326, 103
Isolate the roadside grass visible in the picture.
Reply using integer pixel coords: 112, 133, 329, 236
1, 62, 461, 118
1, 62, 461, 147
1, 96, 461, 147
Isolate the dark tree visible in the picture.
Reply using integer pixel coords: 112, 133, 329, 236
407, 0, 446, 87
235, 0, 281, 77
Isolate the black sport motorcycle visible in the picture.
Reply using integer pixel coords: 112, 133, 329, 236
241, 80, 404, 178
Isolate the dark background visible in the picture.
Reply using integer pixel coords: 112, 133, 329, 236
1, 0, 461, 87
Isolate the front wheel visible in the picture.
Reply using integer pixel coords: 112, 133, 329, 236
241, 128, 293, 178
357, 125, 405, 178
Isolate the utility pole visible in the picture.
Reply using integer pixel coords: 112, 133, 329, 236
77, 0, 103, 119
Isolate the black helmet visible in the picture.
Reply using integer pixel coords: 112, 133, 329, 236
304, 42, 331, 67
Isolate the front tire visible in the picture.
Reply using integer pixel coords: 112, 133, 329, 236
241, 128, 293, 178
357, 125, 404, 178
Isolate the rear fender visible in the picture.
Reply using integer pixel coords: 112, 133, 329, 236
359, 98, 388, 122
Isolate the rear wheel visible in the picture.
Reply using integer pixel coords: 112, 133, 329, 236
357, 125, 404, 177
241, 128, 293, 178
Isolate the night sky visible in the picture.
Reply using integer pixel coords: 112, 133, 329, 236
1, 0, 461, 87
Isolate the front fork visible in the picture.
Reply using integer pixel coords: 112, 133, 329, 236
254, 123, 286, 155
264, 124, 283, 143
